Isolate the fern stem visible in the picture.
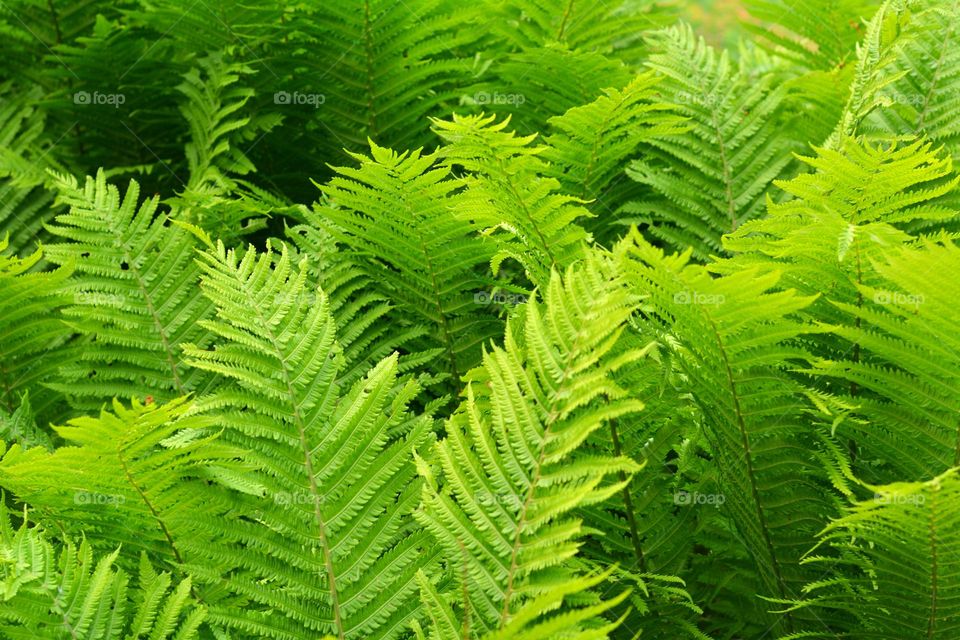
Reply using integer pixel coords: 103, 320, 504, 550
243, 280, 347, 640
116, 440, 185, 568
927, 492, 940, 638
702, 309, 791, 631
556, 0, 576, 41
610, 419, 646, 572
706, 101, 738, 232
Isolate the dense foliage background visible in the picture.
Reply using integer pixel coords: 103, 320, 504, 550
1, 0, 958, 638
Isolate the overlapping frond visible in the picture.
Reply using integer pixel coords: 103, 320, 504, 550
615, 230, 834, 636
42, 170, 215, 411
0, 506, 206, 639
415, 252, 646, 635
544, 71, 687, 240
182, 241, 437, 640
623, 25, 802, 258
863, 0, 960, 160
0, 83, 59, 255
0, 237, 73, 422
320, 141, 500, 389
0, 397, 239, 575
285, 214, 434, 388
783, 468, 960, 639
810, 241, 960, 482
433, 113, 591, 286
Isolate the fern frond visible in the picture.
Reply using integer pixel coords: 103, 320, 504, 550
285, 214, 435, 388
810, 240, 960, 482
171, 50, 283, 239
784, 468, 960, 639
0, 237, 73, 422
0, 392, 53, 451
183, 240, 438, 640
743, 0, 881, 69
42, 170, 215, 411
544, 71, 687, 240
485, 0, 672, 63
0, 505, 206, 639
433, 113, 591, 286
416, 251, 645, 635
0, 397, 240, 576
623, 25, 801, 258
468, 44, 634, 137
320, 140, 501, 389
715, 137, 958, 358
826, 0, 914, 146
863, 0, 960, 159
285, 0, 480, 159
616, 230, 835, 636
0, 82, 60, 255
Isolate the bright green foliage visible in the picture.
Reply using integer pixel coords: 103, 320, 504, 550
42, 171, 215, 412
1, 1, 960, 639
320, 141, 500, 388
616, 231, 836, 635
434, 114, 592, 286
0, 84, 60, 255
544, 72, 688, 237
484, 0, 670, 63
183, 241, 437, 639
0, 392, 53, 451
284, 215, 434, 388
783, 468, 960, 639
812, 240, 960, 481
0, 507, 206, 639
416, 254, 645, 635
0, 238, 73, 422
624, 25, 802, 258
0, 397, 238, 575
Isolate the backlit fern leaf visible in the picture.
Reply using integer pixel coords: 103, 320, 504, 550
433, 113, 591, 286
0, 397, 240, 576
43, 170, 215, 411
782, 468, 960, 639
0, 506, 206, 639
182, 240, 438, 640
623, 25, 802, 259
415, 251, 645, 635
320, 140, 501, 389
